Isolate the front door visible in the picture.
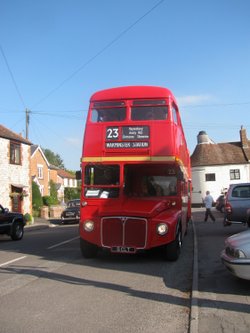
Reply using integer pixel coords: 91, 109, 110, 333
11, 186, 22, 213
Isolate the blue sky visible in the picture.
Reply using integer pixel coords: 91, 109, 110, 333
1, 0, 250, 170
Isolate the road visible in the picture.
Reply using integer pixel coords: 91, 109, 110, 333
192, 208, 250, 333
1, 210, 249, 333
0, 222, 193, 333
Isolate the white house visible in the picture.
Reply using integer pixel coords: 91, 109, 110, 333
0, 124, 32, 214
191, 127, 250, 205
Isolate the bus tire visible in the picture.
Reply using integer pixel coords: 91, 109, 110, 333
80, 238, 98, 258
163, 226, 182, 261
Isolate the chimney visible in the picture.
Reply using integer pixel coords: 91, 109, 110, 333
240, 126, 248, 148
197, 131, 215, 145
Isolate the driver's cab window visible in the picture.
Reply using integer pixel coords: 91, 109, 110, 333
84, 165, 120, 198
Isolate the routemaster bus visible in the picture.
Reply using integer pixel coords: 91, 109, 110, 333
78, 86, 192, 260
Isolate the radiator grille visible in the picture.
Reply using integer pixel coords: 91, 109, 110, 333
101, 217, 147, 249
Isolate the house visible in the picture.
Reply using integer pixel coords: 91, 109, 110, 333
191, 127, 250, 206
30, 144, 78, 202
0, 124, 32, 214
57, 169, 78, 188
50, 165, 77, 203
31, 145, 50, 196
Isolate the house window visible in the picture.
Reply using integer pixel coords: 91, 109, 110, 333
37, 165, 43, 179
10, 142, 21, 165
205, 173, 216, 181
230, 169, 240, 180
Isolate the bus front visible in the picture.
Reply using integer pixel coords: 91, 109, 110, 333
79, 86, 191, 260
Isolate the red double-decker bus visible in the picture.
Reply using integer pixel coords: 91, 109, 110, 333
78, 86, 192, 260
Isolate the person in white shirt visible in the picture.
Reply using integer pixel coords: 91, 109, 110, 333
203, 191, 215, 222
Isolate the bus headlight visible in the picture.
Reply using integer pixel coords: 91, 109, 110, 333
157, 223, 168, 236
83, 220, 94, 232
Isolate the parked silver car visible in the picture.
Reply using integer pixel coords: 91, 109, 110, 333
221, 229, 250, 280
224, 183, 250, 227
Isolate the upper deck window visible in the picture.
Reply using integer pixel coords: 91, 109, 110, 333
91, 101, 126, 122
131, 106, 168, 121
131, 100, 168, 121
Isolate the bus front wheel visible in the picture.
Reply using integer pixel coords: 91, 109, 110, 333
163, 227, 182, 261
80, 238, 98, 258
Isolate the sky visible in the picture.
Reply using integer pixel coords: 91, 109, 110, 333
1, 0, 250, 170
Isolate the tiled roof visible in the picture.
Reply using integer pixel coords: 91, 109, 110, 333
191, 141, 249, 167
57, 169, 75, 179
0, 124, 32, 145
31, 145, 39, 155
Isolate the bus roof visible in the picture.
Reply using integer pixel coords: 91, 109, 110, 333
90, 86, 177, 104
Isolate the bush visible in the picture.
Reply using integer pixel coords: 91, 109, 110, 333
64, 187, 81, 202
42, 195, 54, 207
49, 180, 59, 205
32, 181, 43, 211
32, 210, 40, 218
24, 213, 32, 221
24, 213, 33, 224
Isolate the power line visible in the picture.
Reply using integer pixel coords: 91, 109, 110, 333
180, 101, 250, 108
32, 0, 165, 108
0, 44, 26, 109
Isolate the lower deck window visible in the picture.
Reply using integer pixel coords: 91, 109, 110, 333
84, 163, 179, 199
124, 164, 177, 197
84, 164, 120, 198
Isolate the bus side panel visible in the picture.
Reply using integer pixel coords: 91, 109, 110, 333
82, 124, 105, 157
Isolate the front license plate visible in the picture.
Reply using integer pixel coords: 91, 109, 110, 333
111, 246, 136, 253
66, 212, 74, 216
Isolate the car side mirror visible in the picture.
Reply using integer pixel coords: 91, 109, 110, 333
4, 208, 9, 213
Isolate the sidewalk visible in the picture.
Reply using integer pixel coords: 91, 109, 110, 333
25, 217, 51, 231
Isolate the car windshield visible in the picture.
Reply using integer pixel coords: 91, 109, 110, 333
67, 201, 80, 208
232, 185, 250, 198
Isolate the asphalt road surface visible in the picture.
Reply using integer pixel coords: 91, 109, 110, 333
192, 208, 250, 333
2, 209, 248, 333
0, 221, 193, 333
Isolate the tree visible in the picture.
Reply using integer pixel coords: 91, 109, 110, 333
43, 148, 64, 168
49, 180, 59, 205
64, 187, 81, 202
32, 181, 43, 214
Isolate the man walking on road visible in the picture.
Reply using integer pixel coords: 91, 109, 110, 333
203, 190, 216, 222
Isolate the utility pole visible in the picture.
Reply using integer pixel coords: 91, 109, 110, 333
25, 109, 30, 139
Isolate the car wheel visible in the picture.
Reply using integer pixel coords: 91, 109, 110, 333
80, 238, 98, 258
162, 225, 182, 261
11, 222, 24, 240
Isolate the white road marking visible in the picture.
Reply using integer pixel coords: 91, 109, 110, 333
0, 256, 27, 268
47, 236, 79, 250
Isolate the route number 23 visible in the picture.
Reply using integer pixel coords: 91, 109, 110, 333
106, 127, 119, 140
